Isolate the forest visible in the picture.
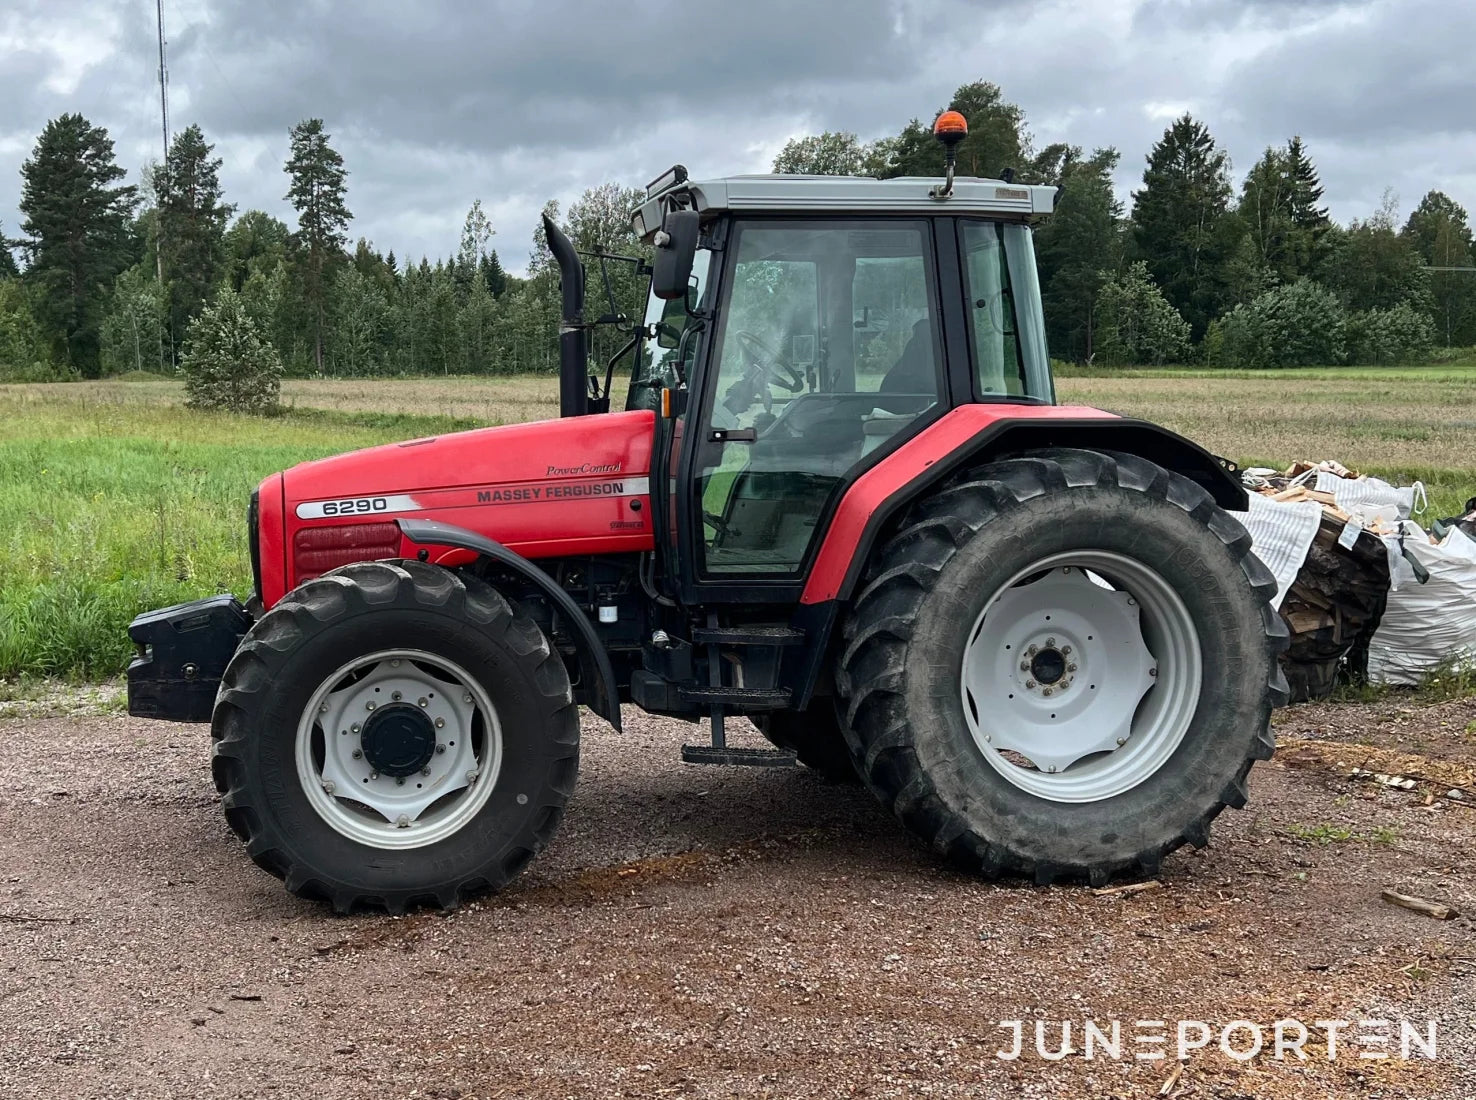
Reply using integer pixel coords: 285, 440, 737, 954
1, 79, 1473, 385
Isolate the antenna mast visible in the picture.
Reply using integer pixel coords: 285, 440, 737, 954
156, 0, 170, 159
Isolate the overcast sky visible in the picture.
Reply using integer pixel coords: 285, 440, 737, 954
2, 0, 1473, 276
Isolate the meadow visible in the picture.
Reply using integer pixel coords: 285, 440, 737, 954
1, 366, 1473, 680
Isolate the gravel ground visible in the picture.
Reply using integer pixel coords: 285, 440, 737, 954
1, 699, 1473, 1099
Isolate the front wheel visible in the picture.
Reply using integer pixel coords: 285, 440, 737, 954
838, 450, 1288, 885
210, 560, 579, 913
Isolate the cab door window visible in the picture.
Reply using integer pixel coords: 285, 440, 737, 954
697, 220, 941, 576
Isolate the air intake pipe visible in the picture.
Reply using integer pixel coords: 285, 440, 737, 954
543, 213, 589, 418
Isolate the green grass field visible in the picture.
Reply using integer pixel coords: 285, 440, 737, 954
1, 367, 1473, 680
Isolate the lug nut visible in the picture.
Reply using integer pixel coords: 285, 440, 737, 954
366, 701, 376, 711
434, 717, 445, 728
421, 767, 432, 776
1026, 680, 1037, 690
435, 744, 446, 755
352, 749, 363, 759
370, 771, 379, 781
1028, 644, 1038, 656
1042, 687, 1054, 697
418, 697, 429, 708
1019, 661, 1031, 672
351, 723, 360, 734
1067, 663, 1077, 673
1046, 637, 1056, 647
1061, 645, 1072, 656
391, 691, 402, 702
396, 777, 405, 786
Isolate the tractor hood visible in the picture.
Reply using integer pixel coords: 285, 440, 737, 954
258, 410, 657, 605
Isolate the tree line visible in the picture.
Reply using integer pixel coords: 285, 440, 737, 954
0, 114, 649, 384
2, 82, 1474, 384
775, 82, 1476, 367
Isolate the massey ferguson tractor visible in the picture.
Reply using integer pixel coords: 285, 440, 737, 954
127, 114, 1287, 913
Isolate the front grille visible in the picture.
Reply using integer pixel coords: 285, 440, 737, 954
293, 522, 400, 582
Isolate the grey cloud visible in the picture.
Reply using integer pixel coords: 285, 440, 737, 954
1, 0, 1473, 275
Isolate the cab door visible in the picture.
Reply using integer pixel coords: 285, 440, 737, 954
675, 218, 950, 602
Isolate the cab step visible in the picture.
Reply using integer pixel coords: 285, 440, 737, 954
676, 685, 793, 710
680, 744, 797, 767
689, 625, 806, 647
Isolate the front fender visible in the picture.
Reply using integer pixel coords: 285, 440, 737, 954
397, 518, 622, 732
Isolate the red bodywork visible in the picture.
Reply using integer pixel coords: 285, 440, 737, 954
254, 402, 1119, 610
801, 404, 1117, 604
255, 410, 656, 607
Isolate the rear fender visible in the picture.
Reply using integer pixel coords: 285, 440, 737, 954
397, 518, 622, 731
788, 410, 1244, 708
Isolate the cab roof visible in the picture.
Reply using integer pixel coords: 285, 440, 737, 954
630, 173, 1057, 242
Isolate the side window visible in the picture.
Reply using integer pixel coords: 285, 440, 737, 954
696, 221, 942, 576
961, 221, 1025, 396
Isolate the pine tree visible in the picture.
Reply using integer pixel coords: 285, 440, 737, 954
480, 250, 506, 298
1129, 115, 1237, 339
284, 118, 351, 373
18, 114, 139, 375
1033, 148, 1123, 360
1402, 191, 1476, 346
0, 222, 18, 279
181, 285, 282, 413
153, 124, 235, 361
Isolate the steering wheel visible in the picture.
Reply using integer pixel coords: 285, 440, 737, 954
734, 330, 805, 395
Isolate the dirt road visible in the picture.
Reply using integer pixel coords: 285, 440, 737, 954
1, 698, 1473, 1098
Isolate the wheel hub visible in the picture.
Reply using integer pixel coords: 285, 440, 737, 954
1029, 646, 1067, 685
360, 703, 437, 777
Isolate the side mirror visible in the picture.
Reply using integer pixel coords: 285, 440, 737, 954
651, 209, 700, 300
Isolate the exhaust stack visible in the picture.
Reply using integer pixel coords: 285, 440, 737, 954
543, 214, 589, 418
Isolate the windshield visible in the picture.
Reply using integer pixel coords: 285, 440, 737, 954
627, 249, 712, 411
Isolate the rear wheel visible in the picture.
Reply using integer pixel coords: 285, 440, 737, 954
211, 559, 578, 913
838, 450, 1288, 884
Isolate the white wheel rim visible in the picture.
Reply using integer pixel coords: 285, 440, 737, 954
959, 550, 1202, 803
295, 648, 503, 849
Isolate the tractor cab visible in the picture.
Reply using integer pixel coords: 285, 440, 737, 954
617, 171, 1059, 603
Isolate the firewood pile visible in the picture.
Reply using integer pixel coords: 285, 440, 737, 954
1241, 462, 1396, 702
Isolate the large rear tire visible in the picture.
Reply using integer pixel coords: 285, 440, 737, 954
837, 449, 1288, 884
210, 560, 578, 913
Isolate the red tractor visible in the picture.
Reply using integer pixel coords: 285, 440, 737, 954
128, 120, 1286, 913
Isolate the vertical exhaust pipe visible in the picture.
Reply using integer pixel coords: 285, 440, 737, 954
543, 214, 589, 418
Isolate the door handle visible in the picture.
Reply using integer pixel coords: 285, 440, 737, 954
708, 428, 757, 443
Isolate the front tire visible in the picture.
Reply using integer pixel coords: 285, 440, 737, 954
211, 560, 578, 913
838, 450, 1288, 885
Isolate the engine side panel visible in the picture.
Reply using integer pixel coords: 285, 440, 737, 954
264, 411, 655, 606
